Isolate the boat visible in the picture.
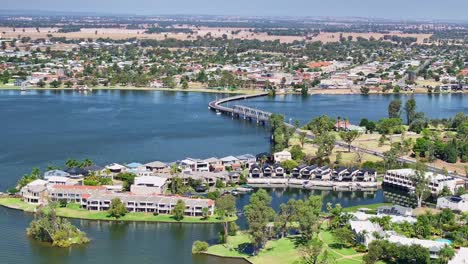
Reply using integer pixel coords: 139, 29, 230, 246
216, 110, 221, 115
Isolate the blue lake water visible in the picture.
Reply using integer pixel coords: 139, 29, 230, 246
0, 90, 465, 264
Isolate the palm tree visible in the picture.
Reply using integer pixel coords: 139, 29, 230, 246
170, 164, 180, 194
438, 245, 455, 264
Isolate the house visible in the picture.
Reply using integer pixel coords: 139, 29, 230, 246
314, 166, 332, 180
20, 179, 48, 204
262, 164, 274, 177
144, 161, 167, 172
249, 164, 262, 178
349, 220, 382, 247
106, 163, 127, 174
220, 156, 239, 166
437, 195, 468, 212
47, 185, 107, 204
43, 170, 71, 179
236, 154, 256, 167
273, 164, 286, 178
46, 176, 76, 186
126, 162, 143, 170
273, 151, 292, 163
130, 176, 168, 195
335, 120, 350, 131
64, 167, 89, 178
386, 233, 449, 259
228, 172, 241, 184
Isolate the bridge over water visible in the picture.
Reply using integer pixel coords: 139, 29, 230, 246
208, 93, 272, 124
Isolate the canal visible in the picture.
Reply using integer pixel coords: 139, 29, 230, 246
0, 90, 465, 264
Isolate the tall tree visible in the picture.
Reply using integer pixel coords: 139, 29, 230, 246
108, 198, 128, 219
293, 196, 322, 241
274, 199, 296, 238
388, 99, 402, 119
339, 130, 361, 152
404, 98, 417, 125
243, 189, 275, 254
172, 199, 186, 221
410, 161, 430, 208
215, 194, 236, 243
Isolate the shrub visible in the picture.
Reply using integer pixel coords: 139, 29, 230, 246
192, 240, 209, 254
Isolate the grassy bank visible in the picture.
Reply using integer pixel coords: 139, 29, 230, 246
342, 202, 392, 213
0, 198, 236, 224
205, 228, 369, 264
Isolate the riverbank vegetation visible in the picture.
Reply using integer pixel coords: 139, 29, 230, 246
26, 202, 90, 247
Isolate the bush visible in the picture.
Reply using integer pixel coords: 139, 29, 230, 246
228, 222, 239, 236
355, 244, 367, 252
192, 240, 209, 254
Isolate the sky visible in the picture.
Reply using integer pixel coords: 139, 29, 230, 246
2, 0, 468, 21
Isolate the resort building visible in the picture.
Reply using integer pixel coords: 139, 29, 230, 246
83, 193, 215, 216
386, 233, 449, 259
437, 194, 468, 212
384, 169, 465, 194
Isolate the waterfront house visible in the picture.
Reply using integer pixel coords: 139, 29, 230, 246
203, 157, 222, 171
356, 169, 377, 182
262, 164, 274, 177
43, 170, 71, 179
299, 165, 315, 179
83, 164, 104, 173
106, 163, 127, 174
314, 166, 332, 180
236, 154, 256, 168
65, 167, 89, 178
20, 179, 48, 204
291, 166, 301, 178
228, 172, 241, 184
273, 151, 292, 163
220, 156, 239, 166
384, 169, 465, 194
273, 164, 286, 178
437, 194, 468, 213
249, 164, 262, 178
46, 176, 77, 186
48, 185, 107, 204
130, 176, 168, 195
126, 162, 143, 170
144, 161, 168, 172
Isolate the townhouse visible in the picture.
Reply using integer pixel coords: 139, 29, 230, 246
384, 169, 464, 194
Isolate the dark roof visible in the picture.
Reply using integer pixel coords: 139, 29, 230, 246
448, 196, 463, 203
65, 167, 89, 176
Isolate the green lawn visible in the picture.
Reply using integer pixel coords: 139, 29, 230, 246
206, 229, 367, 264
0, 198, 235, 224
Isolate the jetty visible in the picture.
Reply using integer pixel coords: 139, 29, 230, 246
208, 93, 272, 124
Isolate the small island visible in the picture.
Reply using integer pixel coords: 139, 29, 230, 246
26, 203, 90, 247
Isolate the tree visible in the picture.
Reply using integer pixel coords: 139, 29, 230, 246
192, 240, 209, 254
108, 198, 128, 219
215, 194, 236, 243
298, 237, 335, 264
339, 130, 360, 152
404, 98, 417, 125
170, 164, 180, 194
438, 245, 455, 264
333, 227, 356, 247
305, 115, 335, 136
298, 131, 307, 148
410, 161, 430, 208
290, 145, 305, 161
64, 80, 73, 88
281, 159, 298, 173
80, 158, 93, 168
37, 79, 46, 88
360, 86, 370, 94
243, 189, 275, 254
172, 199, 186, 221
274, 199, 296, 238
294, 196, 322, 241
388, 99, 402, 119
50, 79, 61, 88
65, 159, 80, 168
314, 132, 336, 164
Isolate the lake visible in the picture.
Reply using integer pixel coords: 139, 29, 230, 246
0, 90, 465, 264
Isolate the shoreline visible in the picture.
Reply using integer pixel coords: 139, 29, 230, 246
0, 198, 236, 224
1, 86, 466, 96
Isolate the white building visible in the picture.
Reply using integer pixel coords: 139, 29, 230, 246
384, 169, 465, 194
273, 151, 292, 163
386, 233, 449, 259
448, 247, 468, 264
437, 195, 468, 212
349, 220, 382, 247
20, 179, 48, 204
130, 176, 168, 195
